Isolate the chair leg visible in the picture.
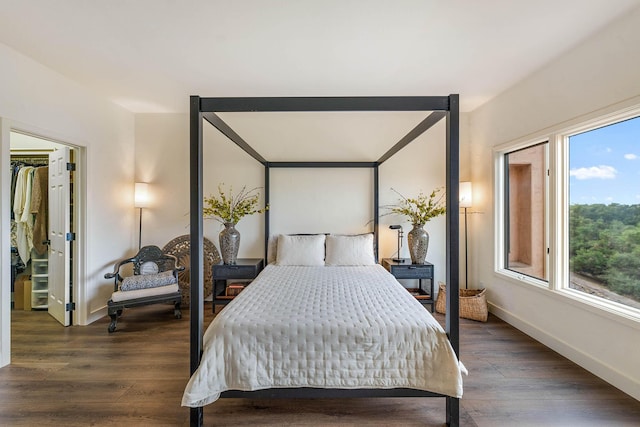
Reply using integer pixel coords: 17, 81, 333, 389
174, 301, 182, 319
107, 304, 122, 333
108, 312, 118, 333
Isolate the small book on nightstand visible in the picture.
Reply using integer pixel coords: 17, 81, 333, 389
225, 283, 246, 297
407, 288, 430, 299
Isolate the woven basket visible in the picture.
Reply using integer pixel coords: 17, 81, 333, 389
435, 282, 488, 322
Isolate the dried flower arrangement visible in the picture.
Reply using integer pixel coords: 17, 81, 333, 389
384, 187, 446, 225
203, 184, 268, 224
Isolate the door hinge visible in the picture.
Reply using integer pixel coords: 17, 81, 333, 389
66, 232, 76, 241
66, 162, 76, 171
66, 302, 76, 312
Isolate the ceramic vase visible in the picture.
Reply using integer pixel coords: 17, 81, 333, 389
219, 222, 240, 265
407, 223, 429, 264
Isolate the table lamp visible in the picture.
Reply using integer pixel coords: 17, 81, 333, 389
389, 225, 404, 263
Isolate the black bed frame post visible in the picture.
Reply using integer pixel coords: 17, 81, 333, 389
264, 163, 270, 260
445, 94, 460, 427
373, 164, 380, 261
189, 95, 204, 427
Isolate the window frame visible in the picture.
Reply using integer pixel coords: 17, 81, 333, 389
494, 138, 550, 290
493, 101, 640, 325
502, 141, 550, 283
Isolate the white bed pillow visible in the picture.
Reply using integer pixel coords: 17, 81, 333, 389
325, 234, 376, 266
276, 234, 326, 266
267, 234, 280, 264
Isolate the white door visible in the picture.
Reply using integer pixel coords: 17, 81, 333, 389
48, 147, 72, 326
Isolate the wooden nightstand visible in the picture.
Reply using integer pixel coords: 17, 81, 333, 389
212, 258, 264, 312
382, 258, 434, 312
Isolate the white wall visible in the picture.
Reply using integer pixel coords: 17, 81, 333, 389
134, 114, 266, 255
135, 112, 469, 290
469, 7, 640, 400
0, 40, 135, 363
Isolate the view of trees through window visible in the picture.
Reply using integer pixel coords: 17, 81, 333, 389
569, 116, 640, 310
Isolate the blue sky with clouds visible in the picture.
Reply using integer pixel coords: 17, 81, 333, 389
569, 116, 640, 205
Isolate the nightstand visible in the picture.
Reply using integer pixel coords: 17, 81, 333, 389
382, 258, 434, 312
212, 258, 264, 312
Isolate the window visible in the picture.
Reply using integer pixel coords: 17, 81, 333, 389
504, 142, 548, 282
568, 116, 640, 311
498, 109, 640, 314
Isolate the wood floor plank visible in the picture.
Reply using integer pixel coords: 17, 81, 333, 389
0, 401, 187, 427
463, 398, 640, 427
202, 397, 477, 427
2, 304, 637, 426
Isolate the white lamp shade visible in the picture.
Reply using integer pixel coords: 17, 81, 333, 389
134, 182, 150, 208
459, 182, 473, 208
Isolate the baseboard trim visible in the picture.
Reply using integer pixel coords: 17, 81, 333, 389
86, 306, 107, 326
489, 302, 640, 401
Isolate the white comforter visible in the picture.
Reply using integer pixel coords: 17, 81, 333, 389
182, 265, 464, 407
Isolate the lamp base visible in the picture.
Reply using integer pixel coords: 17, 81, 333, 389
392, 258, 405, 263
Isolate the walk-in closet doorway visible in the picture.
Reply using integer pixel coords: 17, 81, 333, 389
8, 131, 81, 333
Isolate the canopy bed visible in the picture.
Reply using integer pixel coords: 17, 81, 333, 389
186, 95, 461, 426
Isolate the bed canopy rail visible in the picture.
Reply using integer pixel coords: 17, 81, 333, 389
199, 96, 452, 112
189, 95, 460, 427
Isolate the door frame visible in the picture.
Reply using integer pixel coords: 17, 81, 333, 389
0, 119, 86, 367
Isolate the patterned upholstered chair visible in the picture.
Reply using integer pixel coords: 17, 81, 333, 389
104, 245, 184, 333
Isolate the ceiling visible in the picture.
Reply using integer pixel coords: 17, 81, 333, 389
0, 0, 638, 114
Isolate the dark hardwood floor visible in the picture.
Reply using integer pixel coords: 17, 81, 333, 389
1, 304, 638, 426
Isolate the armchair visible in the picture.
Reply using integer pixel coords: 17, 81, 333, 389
104, 245, 184, 333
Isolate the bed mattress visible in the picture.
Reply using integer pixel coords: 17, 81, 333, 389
182, 264, 464, 407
